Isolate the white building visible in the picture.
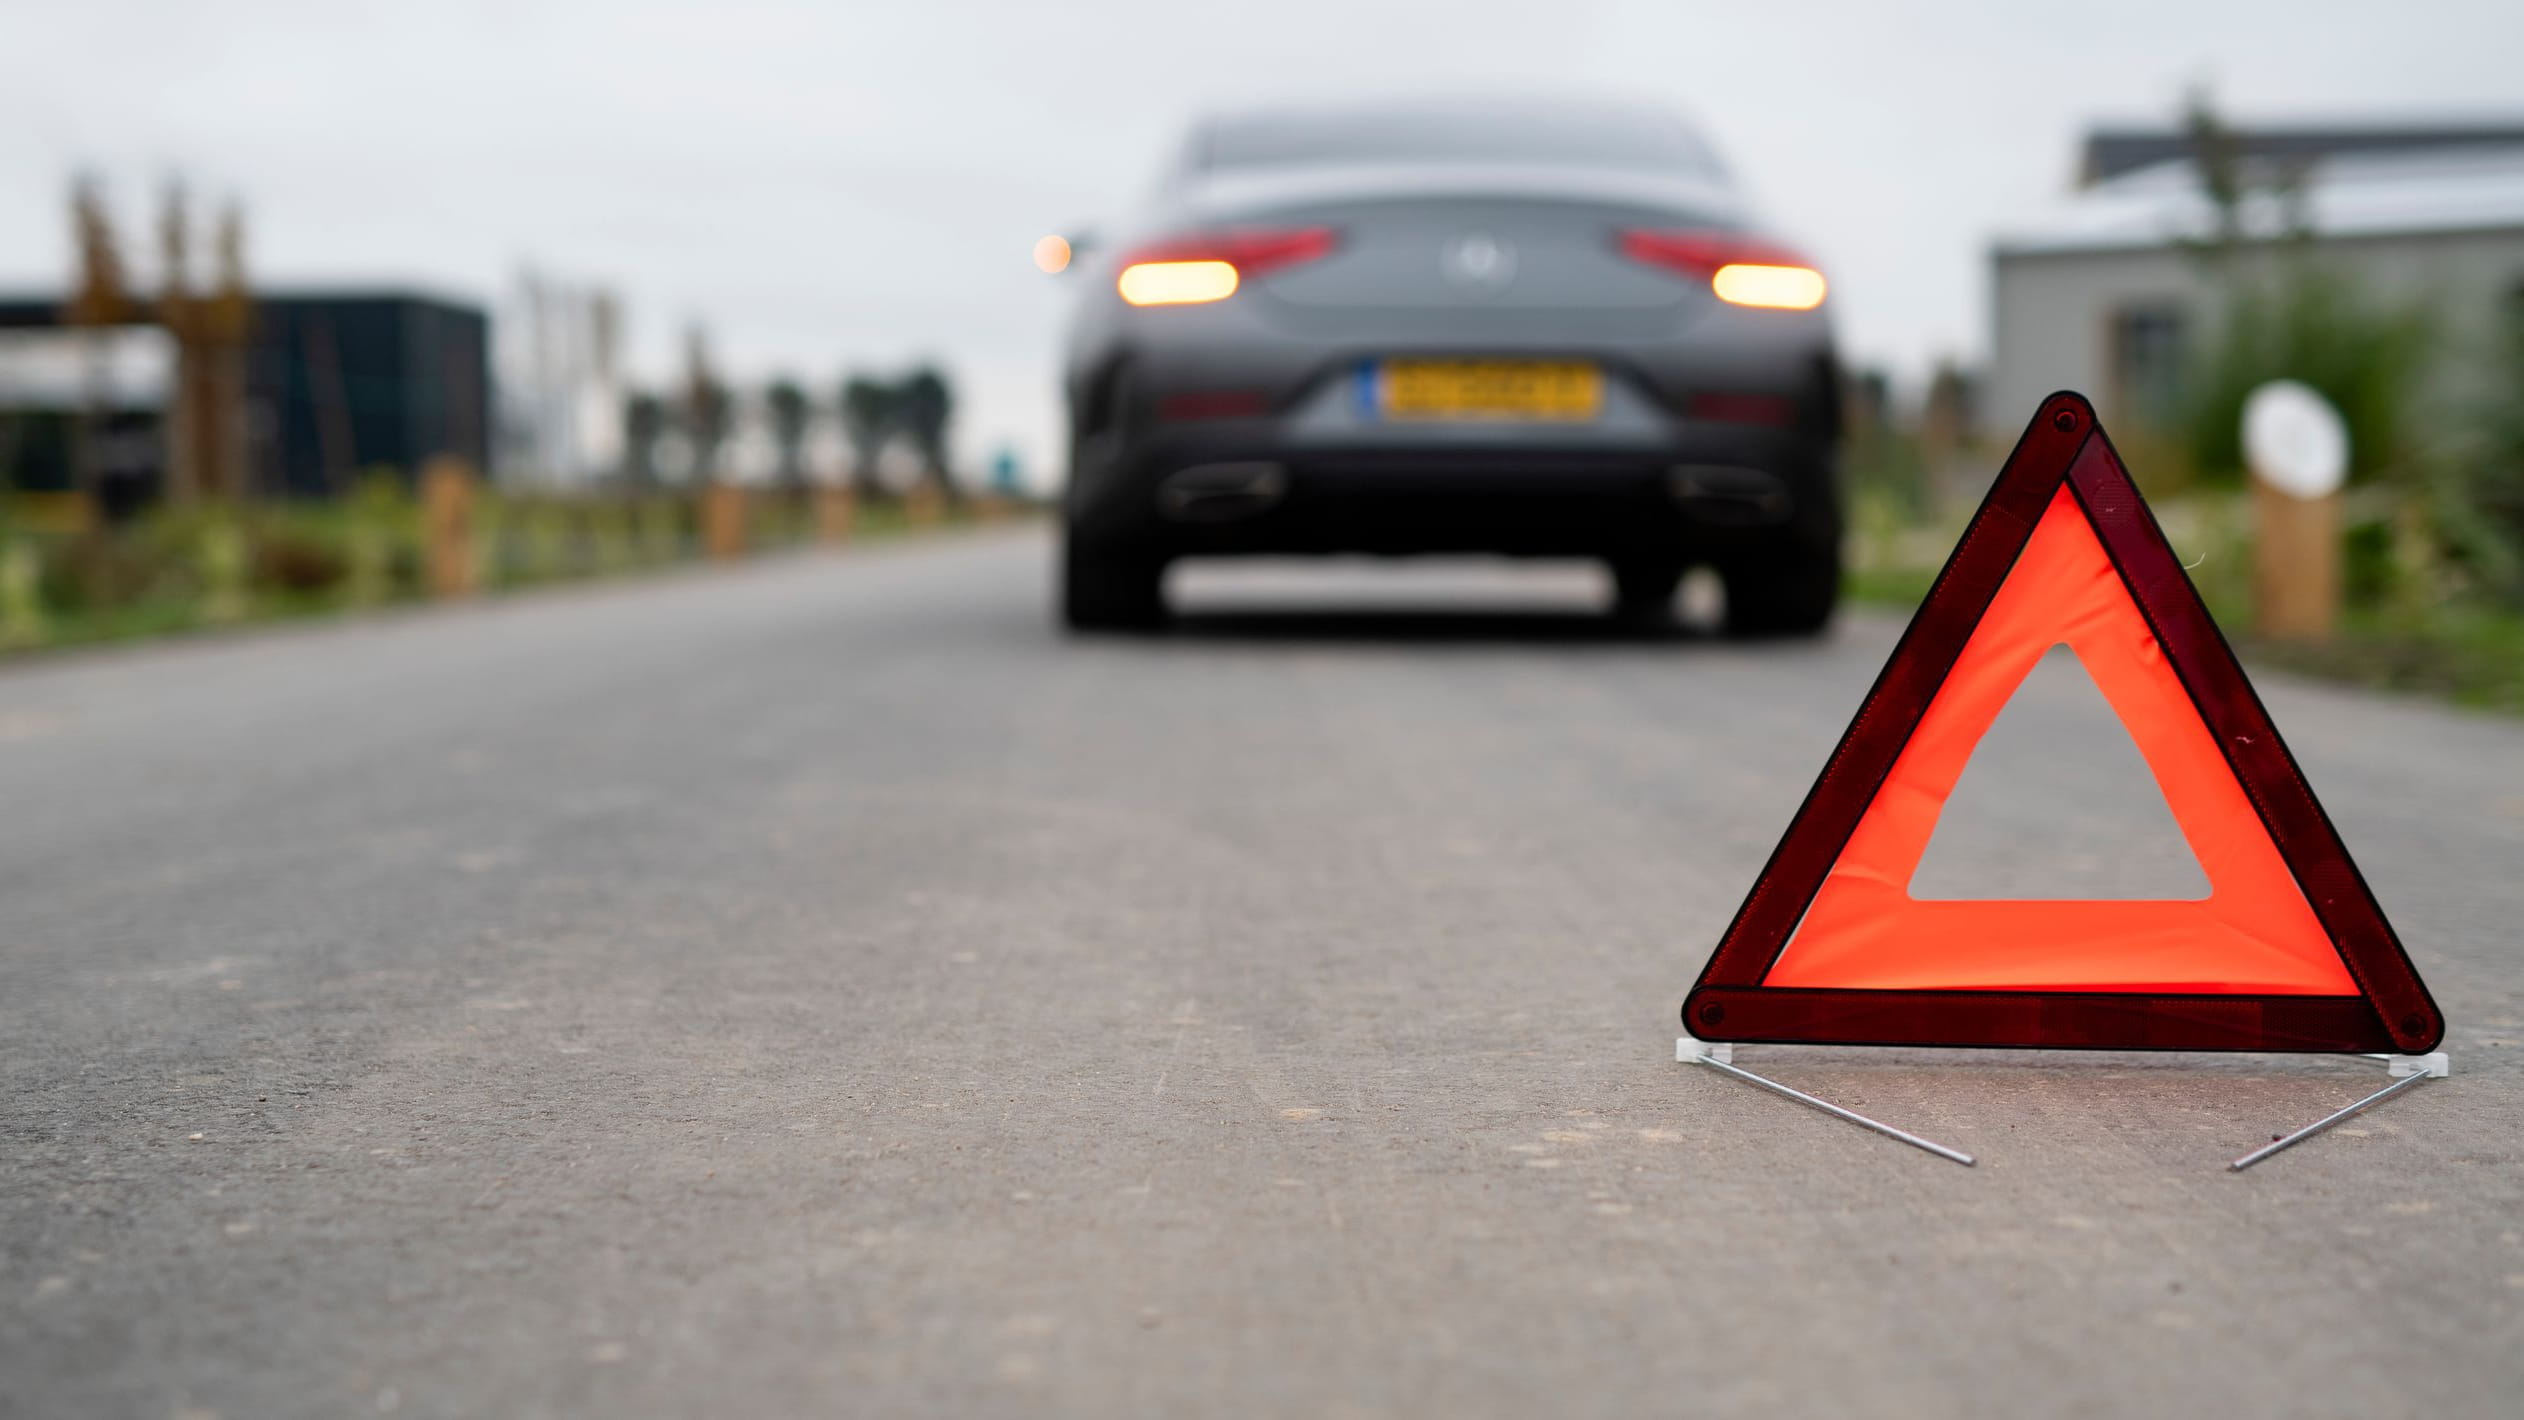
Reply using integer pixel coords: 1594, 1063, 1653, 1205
496, 272, 626, 488
1989, 124, 2524, 435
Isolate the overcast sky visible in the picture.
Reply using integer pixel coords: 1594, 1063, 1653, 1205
5, 0, 2521, 476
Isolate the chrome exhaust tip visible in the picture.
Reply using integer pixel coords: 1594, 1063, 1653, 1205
1667, 464, 1792, 525
1157, 462, 1289, 523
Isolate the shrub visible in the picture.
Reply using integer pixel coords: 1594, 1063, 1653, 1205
47, 531, 168, 610
2412, 308, 2524, 609
251, 526, 350, 594
2182, 262, 2434, 487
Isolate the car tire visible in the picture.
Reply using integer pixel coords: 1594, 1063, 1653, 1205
1609, 558, 1685, 623
1061, 531, 1166, 632
1722, 542, 1840, 637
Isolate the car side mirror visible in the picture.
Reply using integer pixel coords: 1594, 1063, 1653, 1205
1036, 228, 1098, 275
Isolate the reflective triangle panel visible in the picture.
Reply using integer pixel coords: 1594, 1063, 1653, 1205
1683, 393, 2442, 1054
1764, 486, 2352, 995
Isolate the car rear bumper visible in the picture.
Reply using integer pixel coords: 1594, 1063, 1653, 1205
1067, 417, 1840, 561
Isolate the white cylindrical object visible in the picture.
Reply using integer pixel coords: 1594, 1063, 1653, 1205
2243, 380, 2349, 498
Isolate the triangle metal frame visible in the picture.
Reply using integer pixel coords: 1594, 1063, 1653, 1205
1682, 392, 2443, 1055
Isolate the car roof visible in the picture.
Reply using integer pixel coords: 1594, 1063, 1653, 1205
1185, 96, 1730, 183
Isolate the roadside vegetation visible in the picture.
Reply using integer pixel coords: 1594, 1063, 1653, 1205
0, 483, 1018, 657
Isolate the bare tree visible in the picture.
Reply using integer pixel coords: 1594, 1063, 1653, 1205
839, 376, 895, 498
622, 391, 665, 490
682, 326, 729, 484
205, 201, 252, 499
157, 182, 203, 503
897, 366, 955, 502
64, 177, 131, 507
766, 378, 810, 492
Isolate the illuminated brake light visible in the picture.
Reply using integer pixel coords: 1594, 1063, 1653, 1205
1712, 263, 1826, 311
1120, 260, 1239, 306
1115, 227, 1336, 307
1619, 229, 1826, 311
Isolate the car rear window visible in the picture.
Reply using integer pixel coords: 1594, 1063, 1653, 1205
1198, 105, 1724, 178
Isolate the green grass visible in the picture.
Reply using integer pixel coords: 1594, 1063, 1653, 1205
1846, 565, 1944, 612
1846, 563, 2524, 718
2233, 611, 2524, 715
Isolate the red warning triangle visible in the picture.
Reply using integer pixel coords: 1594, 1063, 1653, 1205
1683, 393, 2441, 1054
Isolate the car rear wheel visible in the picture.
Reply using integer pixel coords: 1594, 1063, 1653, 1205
1722, 542, 1840, 637
1060, 531, 1166, 632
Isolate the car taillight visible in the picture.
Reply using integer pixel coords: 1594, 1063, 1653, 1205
1618, 229, 1827, 311
1116, 227, 1338, 307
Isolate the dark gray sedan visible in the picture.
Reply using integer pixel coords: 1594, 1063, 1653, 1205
1054, 96, 1843, 632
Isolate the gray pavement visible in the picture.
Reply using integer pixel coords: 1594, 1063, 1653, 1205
3, 529, 2521, 1419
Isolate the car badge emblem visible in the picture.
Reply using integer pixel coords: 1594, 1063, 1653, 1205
1440, 232, 1517, 294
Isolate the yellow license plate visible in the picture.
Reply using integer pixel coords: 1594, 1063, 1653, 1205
1375, 360, 1603, 421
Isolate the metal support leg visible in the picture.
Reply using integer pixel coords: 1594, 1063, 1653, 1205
1691, 1054, 1975, 1167
2230, 1067, 2437, 1172
1675, 1033, 1732, 1065
2365, 1052, 2451, 1079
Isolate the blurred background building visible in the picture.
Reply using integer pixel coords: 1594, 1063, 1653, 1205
496, 272, 625, 490
1991, 121, 2524, 432
0, 288, 488, 510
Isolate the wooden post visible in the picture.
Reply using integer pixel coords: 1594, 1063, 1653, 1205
702, 481, 749, 560
2252, 481, 2340, 640
2243, 381, 2347, 642
421, 455, 477, 599
815, 486, 856, 545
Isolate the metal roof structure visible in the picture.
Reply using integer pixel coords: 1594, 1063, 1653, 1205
2079, 123, 2524, 187
2000, 132, 2524, 257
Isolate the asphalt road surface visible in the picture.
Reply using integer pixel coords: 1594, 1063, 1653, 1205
5, 529, 2522, 1419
